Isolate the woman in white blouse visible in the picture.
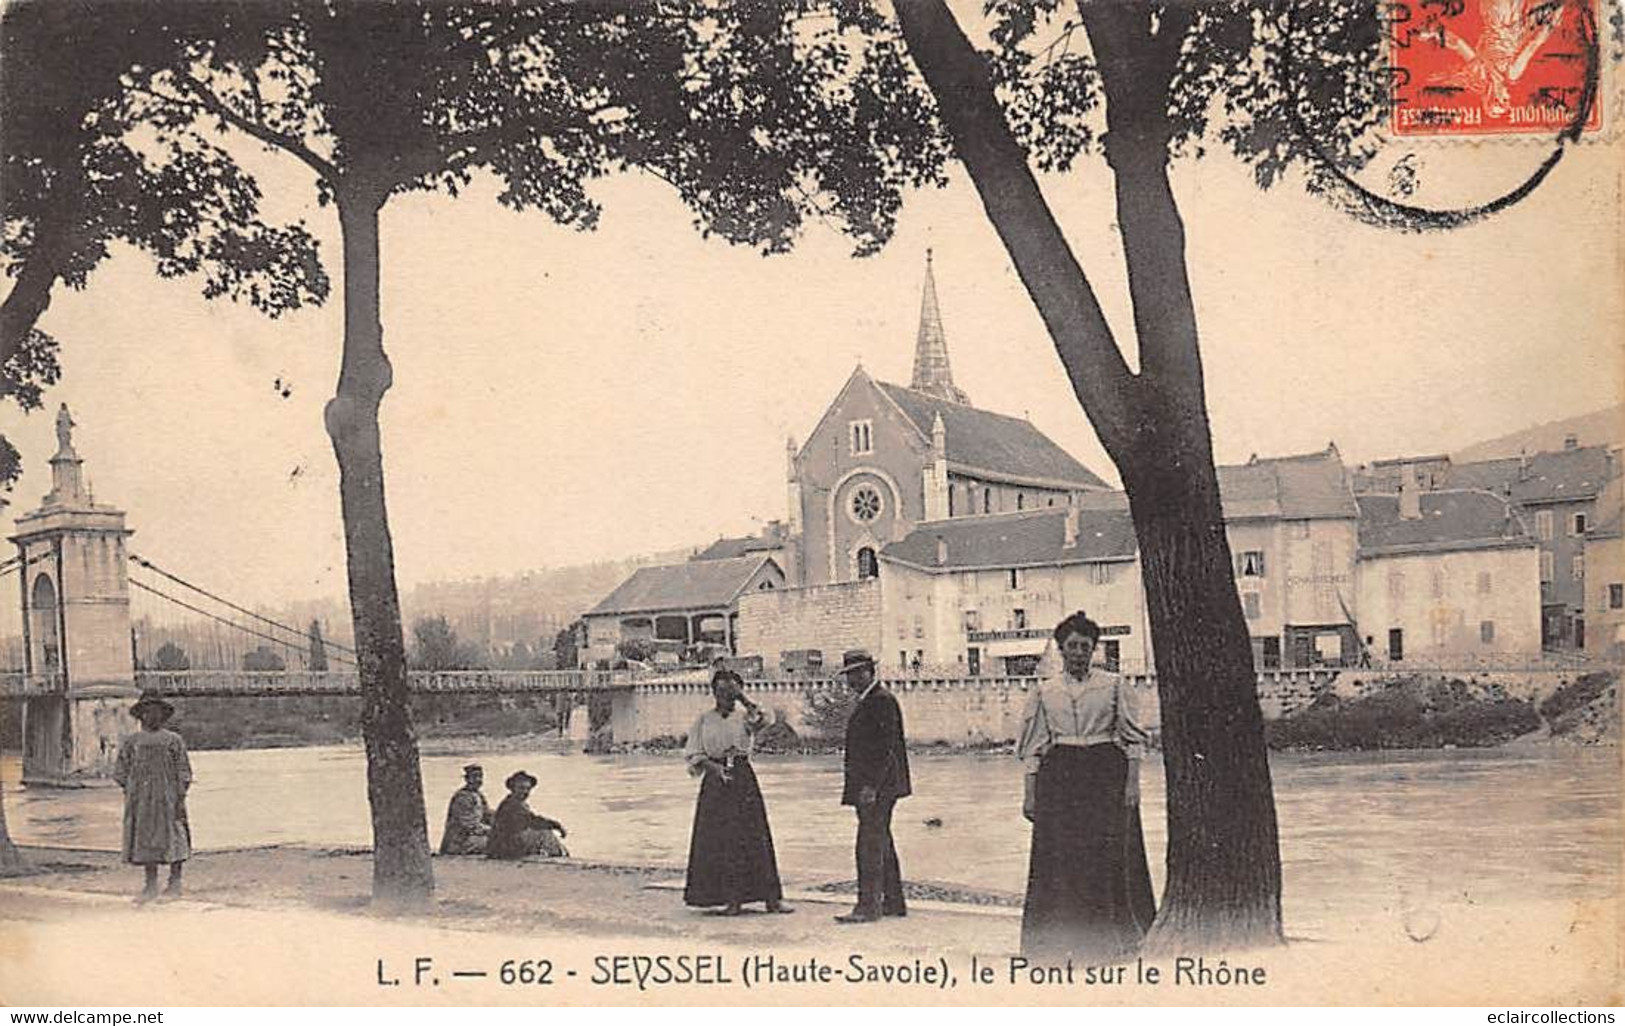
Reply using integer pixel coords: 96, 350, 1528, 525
682, 670, 792, 916
1017, 611, 1155, 962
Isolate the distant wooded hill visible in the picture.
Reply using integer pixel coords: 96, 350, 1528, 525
1453, 404, 1623, 463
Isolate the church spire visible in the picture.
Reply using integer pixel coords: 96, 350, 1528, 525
910, 249, 969, 404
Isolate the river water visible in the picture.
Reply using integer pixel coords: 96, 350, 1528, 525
4, 744, 1617, 937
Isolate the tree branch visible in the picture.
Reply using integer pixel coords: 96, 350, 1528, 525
893, 0, 1138, 457
171, 72, 338, 183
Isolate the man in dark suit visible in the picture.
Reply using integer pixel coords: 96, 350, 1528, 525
834, 649, 911, 924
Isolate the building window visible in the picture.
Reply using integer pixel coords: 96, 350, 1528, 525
857, 547, 879, 579
1480, 620, 1496, 644
1388, 628, 1404, 662
1259, 637, 1282, 669
1012, 609, 1027, 629
1541, 551, 1554, 582
1576, 617, 1586, 649
1100, 640, 1121, 672
963, 609, 981, 632
1572, 554, 1585, 581
1087, 563, 1114, 586
1243, 592, 1261, 619
1478, 571, 1493, 595
1046, 497, 1056, 507
983, 487, 993, 513
899, 650, 908, 670
849, 484, 883, 524
1008, 568, 1023, 589
896, 619, 907, 640
1535, 510, 1554, 540
1237, 551, 1266, 577
1016, 492, 1025, 510
1609, 583, 1623, 610
1431, 568, 1446, 600
913, 615, 924, 639
967, 648, 982, 675
1388, 571, 1405, 601
948, 486, 956, 517
758, 580, 774, 590
1572, 513, 1588, 536
913, 649, 924, 670
849, 420, 873, 455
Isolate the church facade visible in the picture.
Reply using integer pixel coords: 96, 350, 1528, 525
785, 252, 1109, 588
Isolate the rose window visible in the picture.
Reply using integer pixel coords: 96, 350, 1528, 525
850, 485, 882, 522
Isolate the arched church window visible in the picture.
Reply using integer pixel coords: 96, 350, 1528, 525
857, 548, 879, 580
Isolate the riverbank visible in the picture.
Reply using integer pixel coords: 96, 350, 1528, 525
0, 843, 1617, 1004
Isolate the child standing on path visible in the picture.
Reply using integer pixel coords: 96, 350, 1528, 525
113, 693, 193, 902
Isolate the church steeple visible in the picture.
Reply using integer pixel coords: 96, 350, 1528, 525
910, 249, 969, 404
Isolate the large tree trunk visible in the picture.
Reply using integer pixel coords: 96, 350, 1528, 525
326, 186, 433, 907
895, 0, 1284, 950
1125, 453, 1284, 951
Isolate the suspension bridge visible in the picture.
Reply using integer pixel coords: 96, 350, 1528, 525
1, 411, 676, 785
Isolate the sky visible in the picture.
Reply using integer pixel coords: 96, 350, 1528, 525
1, 76, 1620, 617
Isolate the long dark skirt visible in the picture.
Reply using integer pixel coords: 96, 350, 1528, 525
1021, 743, 1156, 963
684, 759, 784, 908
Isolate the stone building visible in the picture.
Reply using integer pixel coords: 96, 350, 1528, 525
1356, 439, 1620, 651
785, 253, 1109, 589
1353, 487, 1541, 664
1584, 475, 1624, 660
877, 504, 1146, 676
580, 554, 785, 667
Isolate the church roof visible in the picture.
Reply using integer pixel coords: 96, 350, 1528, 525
586, 554, 780, 616
880, 507, 1138, 572
1357, 490, 1532, 556
875, 381, 1108, 490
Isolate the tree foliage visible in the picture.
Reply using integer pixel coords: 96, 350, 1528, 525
150, 641, 193, 672
241, 645, 288, 672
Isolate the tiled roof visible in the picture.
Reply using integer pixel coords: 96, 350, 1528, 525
1216, 448, 1359, 520
692, 535, 783, 561
1069, 448, 1357, 521
880, 507, 1137, 571
875, 382, 1108, 489
586, 555, 779, 616
1357, 491, 1531, 555
1449, 446, 1613, 505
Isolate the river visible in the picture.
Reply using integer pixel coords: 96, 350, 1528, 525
4, 744, 1617, 937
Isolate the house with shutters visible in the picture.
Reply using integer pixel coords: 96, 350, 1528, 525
1353, 487, 1541, 663
1356, 439, 1620, 651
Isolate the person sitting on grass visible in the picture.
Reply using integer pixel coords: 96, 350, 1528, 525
440, 763, 493, 855
486, 771, 569, 860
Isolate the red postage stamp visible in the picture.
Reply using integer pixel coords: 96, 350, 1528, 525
1389, 0, 1602, 136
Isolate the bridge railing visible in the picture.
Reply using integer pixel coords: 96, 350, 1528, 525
129, 668, 642, 694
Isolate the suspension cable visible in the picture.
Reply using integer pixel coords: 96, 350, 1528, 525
128, 552, 358, 656
129, 577, 357, 668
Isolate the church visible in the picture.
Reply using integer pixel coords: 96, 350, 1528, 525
781, 251, 1109, 589
581, 253, 1111, 667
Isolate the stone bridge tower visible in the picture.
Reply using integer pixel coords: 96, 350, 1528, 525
10, 405, 138, 785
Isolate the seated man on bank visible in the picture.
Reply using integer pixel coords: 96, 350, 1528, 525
486, 770, 570, 860
439, 763, 494, 855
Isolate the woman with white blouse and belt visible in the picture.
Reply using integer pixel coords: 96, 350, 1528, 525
1017, 611, 1156, 961
682, 670, 792, 916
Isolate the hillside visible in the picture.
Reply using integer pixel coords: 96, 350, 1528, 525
1454, 404, 1623, 462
